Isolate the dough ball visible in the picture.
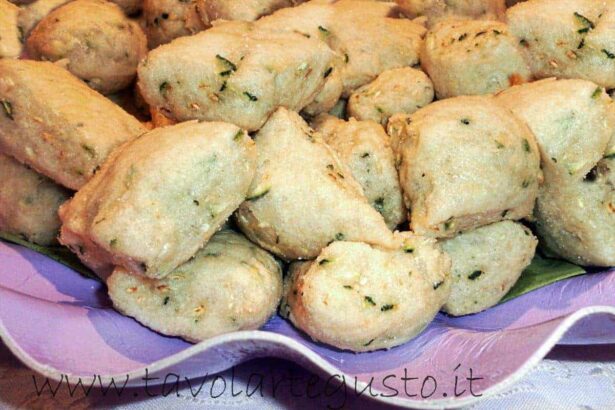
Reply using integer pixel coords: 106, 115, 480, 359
281, 232, 451, 352
108, 230, 282, 342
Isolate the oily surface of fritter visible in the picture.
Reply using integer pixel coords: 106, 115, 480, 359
197, 0, 302, 22
108, 230, 283, 343
311, 114, 406, 229
396, 0, 506, 26
142, 0, 207, 48
497, 79, 615, 180
0, 0, 22, 59
507, 0, 615, 88
59, 120, 256, 279
281, 232, 451, 352
0, 59, 147, 190
347, 67, 434, 126
497, 79, 615, 266
235, 108, 394, 260
17, 0, 73, 37
138, 21, 339, 131
26, 0, 148, 94
388, 95, 542, 238
422, 19, 531, 98
0, 153, 71, 246
535, 157, 614, 267
441, 220, 537, 316
257, 0, 426, 96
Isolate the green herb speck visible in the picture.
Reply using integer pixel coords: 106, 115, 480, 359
1, 100, 13, 120
373, 197, 385, 214
574, 12, 595, 33
246, 188, 270, 201
381, 304, 395, 312
364, 296, 376, 306
159, 82, 170, 98
82, 144, 96, 158
602, 49, 615, 59
243, 91, 258, 101
468, 270, 483, 280
215, 54, 237, 72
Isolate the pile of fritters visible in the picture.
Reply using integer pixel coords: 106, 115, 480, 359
0, 0, 613, 352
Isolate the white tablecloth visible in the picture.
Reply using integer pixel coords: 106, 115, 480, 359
1, 342, 614, 409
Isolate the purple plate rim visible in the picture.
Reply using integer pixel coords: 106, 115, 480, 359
1, 304, 614, 408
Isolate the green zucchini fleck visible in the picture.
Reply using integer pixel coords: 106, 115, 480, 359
380, 304, 395, 312
592, 87, 603, 99
373, 197, 385, 214
1, 100, 14, 120
602, 49, 615, 59
215, 54, 237, 72
81, 144, 96, 158
246, 185, 271, 201
574, 12, 595, 33
343, 285, 353, 290
522, 138, 531, 153
468, 270, 483, 280
363, 338, 375, 347
243, 91, 258, 102
364, 296, 376, 306
159, 82, 170, 98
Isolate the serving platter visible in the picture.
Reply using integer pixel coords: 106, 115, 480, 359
1, 241, 614, 408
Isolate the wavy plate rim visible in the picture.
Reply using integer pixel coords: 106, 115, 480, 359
1, 302, 614, 409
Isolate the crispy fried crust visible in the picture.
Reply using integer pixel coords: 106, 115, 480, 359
108, 230, 282, 342
59, 120, 256, 279
0, 59, 147, 190
281, 232, 451, 352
